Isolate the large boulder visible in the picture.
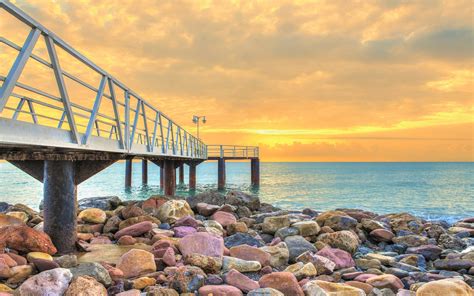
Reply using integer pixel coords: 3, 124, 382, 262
157, 200, 194, 224
262, 216, 291, 234
116, 249, 156, 278
0, 225, 57, 254
78, 208, 107, 224
187, 191, 226, 208
0, 213, 24, 227
317, 230, 360, 254
225, 191, 260, 211
415, 278, 473, 296
178, 232, 225, 258
18, 268, 72, 296
78, 196, 122, 210
316, 246, 355, 269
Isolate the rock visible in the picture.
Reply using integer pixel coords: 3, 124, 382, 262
225, 233, 264, 248
284, 235, 317, 262
292, 221, 320, 236
323, 214, 358, 231
121, 204, 146, 219
227, 222, 249, 235
65, 275, 107, 296
438, 233, 466, 250
78, 208, 107, 224
0, 213, 24, 227
27, 251, 52, 262
165, 265, 206, 293
185, 253, 223, 273
303, 280, 366, 296
132, 276, 156, 289
317, 230, 360, 254
103, 215, 122, 233
18, 268, 72, 296
366, 274, 404, 292
262, 215, 291, 234
355, 258, 381, 270
415, 278, 473, 296
225, 269, 260, 293
187, 190, 226, 208
259, 272, 304, 296
116, 290, 140, 296
114, 221, 153, 239
296, 251, 336, 274
54, 254, 78, 268
157, 200, 194, 224
162, 247, 177, 266
316, 246, 355, 269
365, 253, 395, 265
77, 223, 104, 233
226, 191, 260, 210
284, 262, 317, 280
118, 215, 160, 230
433, 258, 474, 270
0, 259, 11, 278
6, 252, 27, 266
179, 232, 225, 258
370, 229, 395, 242
392, 235, 428, 247
406, 245, 442, 261
222, 256, 261, 272
260, 242, 290, 268
174, 215, 200, 228
230, 245, 271, 266
31, 258, 60, 272
345, 281, 374, 294
247, 288, 284, 296
0, 254, 17, 267
199, 284, 243, 296
78, 196, 121, 210
117, 235, 137, 245
275, 227, 300, 240
116, 249, 156, 278
211, 211, 237, 228
0, 225, 57, 254
174, 226, 197, 238
6, 211, 28, 222
141, 196, 169, 212
0, 283, 13, 293
69, 262, 112, 286
196, 203, 221, 216
6, 265, 32, 284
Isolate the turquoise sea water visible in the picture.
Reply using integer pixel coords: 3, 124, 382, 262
0, 162, 472, 223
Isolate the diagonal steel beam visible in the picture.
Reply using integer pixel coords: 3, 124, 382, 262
108, 78, 124, 149
83, 75, 106, 145
0, 28, 40, 113
45, 35, 80, 144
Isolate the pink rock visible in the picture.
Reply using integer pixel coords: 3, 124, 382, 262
366, 274, 404, 292
370, 229, 395, 242
0, 258, 12, 278
225, 269, 259, 293
114, 221, 153, 239
174, 215, 199, 228
6, 253, 27, 266
354, 273, 379, 282
174, 226, 197, 238
316, 246, 355, 269
211, 211, 237, 227
197, 203, 220, 216
117, 235, 137, 245
199, 285, 243, 296
178, 232, 224, 258
162, 247, 176, 266
90, 236, 112, 244
229, 245, 271, 266
259, 272, 304, 296
0, 254, 18, 267
342, 271, 364, 280
116, 289, 141, 296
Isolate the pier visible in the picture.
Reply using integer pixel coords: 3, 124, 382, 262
0, 1, 259, 254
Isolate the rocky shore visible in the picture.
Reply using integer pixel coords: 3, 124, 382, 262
0, 190, 473, 295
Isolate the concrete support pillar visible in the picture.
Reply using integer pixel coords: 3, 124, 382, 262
179, 164, 185, 185
160, 166, 164, 189
189, 164, 196, 190
125, 159, 132, 187
251, 158, 260, 187
163, 160, 176, 196
142, 159, 148, 185
43, 160, 77, 254
218, 158, 226, 190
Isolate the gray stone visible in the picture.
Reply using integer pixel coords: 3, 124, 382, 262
284, 235, 317, 262
69, 262, 112, 287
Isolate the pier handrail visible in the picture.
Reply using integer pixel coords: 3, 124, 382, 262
0, 0, 207, 159
207, 145, 259, 159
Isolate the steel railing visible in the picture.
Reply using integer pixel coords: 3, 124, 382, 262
0, 1, 207, 159
207, 145, 259, 159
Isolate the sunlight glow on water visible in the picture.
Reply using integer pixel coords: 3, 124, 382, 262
0, 162, 472, 223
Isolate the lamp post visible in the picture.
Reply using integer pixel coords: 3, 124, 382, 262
192, 115, 206, 139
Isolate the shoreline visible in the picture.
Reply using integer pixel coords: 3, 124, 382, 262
0, 190, 473, 295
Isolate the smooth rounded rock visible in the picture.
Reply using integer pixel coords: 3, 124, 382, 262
178, 232, 225, 258
65, 275, 107, 296
0, 225, 57, 254
157, 200, 194, 224
415, 278, 473, 296
303, 280, 366, 296
18, 268, 72, 296
199, 284, 243, 296
366, 274, 404, 292
230, 245, 271, 266
114, 221, 153, 239
225, 269, 260, 293
259, 272, 304, 296
78, 208, 107, 224
116, 249, 156, 278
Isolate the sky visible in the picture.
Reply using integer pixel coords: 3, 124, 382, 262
1, 0, 473, 161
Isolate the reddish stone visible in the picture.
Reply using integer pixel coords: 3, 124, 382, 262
0, 225, 57, 255
316, 246, 355, 269
0, 258, 12, 278
117, 235, 137, 245
174, 226, 197, 238
259, 272, 304, 296
225, 269, 259, 293
196, 203, 220, 216
31, 258, 60, 272
341, 271, 363, 280
354, 273, 378, 282
0, 254, 17, 267
5, 253, 26, 266
178, 232, 224, 258
345, 281, 374, 294
114, 221, 153, 239
229, 245, 271, 266
370, 229, 395, 242
121, 204, 146, 219
174, 216, 200, 228
366, 274, 404, 292
211, 211, 237, 227
141, 196, 168, 211
199, 285, 243, 296
162, 247, 176, 266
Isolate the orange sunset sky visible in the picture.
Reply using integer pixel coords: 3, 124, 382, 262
1, 0, 473, 162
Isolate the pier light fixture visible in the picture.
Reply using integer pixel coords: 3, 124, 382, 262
193, 115, 206, 139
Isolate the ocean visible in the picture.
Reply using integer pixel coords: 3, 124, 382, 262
0, 161, 472, 223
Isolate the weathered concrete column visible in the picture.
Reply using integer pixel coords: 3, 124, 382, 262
189, 163, 197, 190
43, 160, 77, 254
179, 164, 185, 185
160, 166, 164, 189
163, 160, 176, 196
218, 158, 226, 190
125, 159, 132, 187
142, 159, 148, 185
251, 158, 260, 187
